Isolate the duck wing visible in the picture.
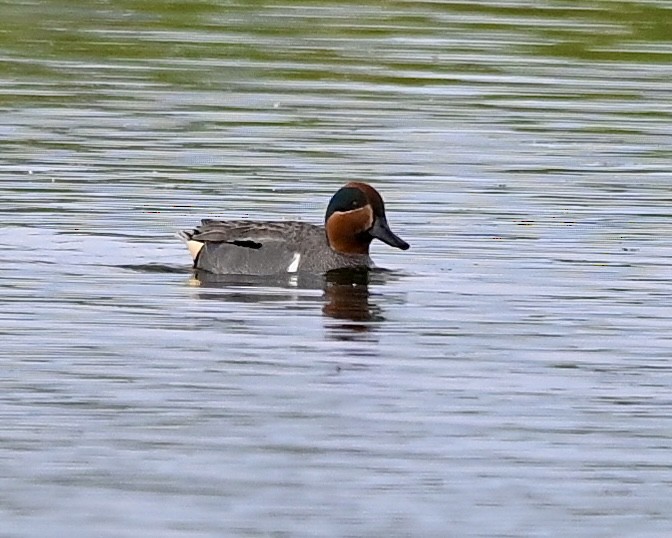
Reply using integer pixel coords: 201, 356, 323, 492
190, 220, 294, 243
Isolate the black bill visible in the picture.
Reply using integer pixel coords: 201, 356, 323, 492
369, 217, 410, 250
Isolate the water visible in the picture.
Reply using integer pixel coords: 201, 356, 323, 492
2, 1, 672, 536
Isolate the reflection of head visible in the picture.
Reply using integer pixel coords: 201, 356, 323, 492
322, 269, 383, 324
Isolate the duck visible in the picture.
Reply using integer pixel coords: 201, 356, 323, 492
178, 182, 409, 275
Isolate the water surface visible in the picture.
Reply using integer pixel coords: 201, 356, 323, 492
2, 1, 672, 536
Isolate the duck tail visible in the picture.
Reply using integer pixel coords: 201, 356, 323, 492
176, 230, 204, 262
176, 230, 194, 243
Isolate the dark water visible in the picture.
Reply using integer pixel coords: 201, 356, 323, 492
2, 1, 672, 536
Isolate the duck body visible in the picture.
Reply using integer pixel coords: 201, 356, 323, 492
179, 182, 409, 276
179, 220, 373, 275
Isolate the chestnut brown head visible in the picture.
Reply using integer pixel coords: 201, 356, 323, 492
325, 182, 409, 255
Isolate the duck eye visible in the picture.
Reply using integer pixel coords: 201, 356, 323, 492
351, 200, 359, 208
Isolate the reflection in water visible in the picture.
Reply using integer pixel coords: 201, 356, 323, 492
191, 269, 324, 302
189, 268, 395, 328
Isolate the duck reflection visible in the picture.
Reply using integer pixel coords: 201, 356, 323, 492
189, 267, 389, 327
191, 269, 323, 303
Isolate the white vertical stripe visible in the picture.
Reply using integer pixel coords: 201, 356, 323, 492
287, 253, 301, 273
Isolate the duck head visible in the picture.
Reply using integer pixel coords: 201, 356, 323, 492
325, 182, 410, 255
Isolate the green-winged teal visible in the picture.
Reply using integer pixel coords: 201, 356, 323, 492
178, 182, 409, 275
